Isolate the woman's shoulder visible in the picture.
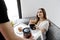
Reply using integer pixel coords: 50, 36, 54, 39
44, 19, 49, 23
41, 20, 49, 27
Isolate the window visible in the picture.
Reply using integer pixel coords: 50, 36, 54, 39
17, 0, 22, 18
4, 0, 22, 21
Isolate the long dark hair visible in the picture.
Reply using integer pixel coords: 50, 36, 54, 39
35, 8, 47, 24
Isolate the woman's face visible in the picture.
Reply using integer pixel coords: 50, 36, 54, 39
37, 10, 44, 18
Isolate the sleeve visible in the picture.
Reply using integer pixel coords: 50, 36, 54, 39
39, 21, 49, 31
0, 0, 9, 23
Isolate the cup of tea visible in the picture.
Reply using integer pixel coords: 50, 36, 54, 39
23, 27, 32, 39
30, 24, 36, 30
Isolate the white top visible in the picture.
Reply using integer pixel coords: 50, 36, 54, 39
37, 20, 49, 31
36, 20, 49, 40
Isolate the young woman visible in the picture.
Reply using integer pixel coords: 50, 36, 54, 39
29, 8, 49, 40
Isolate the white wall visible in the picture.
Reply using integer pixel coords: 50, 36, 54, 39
4, 0, 19, 21
20, 0, 60, 27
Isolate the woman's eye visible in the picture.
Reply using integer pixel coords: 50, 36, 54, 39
37, 11, 43, 13
40, 11, 43, 13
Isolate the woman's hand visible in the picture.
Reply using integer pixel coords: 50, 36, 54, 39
29, 19, 36, 24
